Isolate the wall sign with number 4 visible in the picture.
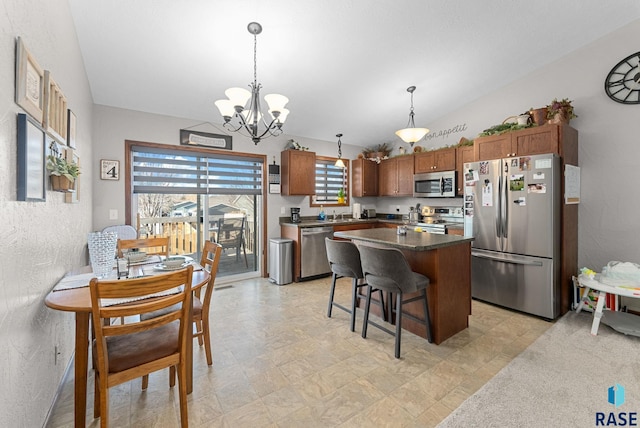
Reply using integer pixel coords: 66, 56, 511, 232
100, 159, 119, 180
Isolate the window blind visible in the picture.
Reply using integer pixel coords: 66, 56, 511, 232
131, 145, 263, 195
314, 158, 346, 203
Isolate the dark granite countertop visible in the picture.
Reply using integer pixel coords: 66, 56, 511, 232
333, 228, 473, 251
281, 218, 382, 227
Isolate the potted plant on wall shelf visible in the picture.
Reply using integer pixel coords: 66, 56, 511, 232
337, 188, 346, 204
46, 155, 80, 192
546, 98, 577, 124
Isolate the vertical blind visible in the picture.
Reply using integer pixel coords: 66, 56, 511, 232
131, 145, 263, 195
314, 158, 347, 203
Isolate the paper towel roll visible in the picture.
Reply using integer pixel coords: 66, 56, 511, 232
353, 203, 361, 219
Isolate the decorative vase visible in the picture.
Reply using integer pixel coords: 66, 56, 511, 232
337, 196, 345, 204
548, 111, 570, 125
87, 231, 118, 278
51, 175, 75, 192
529, 108, 547, 126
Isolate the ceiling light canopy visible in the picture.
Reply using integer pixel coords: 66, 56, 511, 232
335, 133, 345, 168
215, 22, 289, 145
395, 86, 429, 146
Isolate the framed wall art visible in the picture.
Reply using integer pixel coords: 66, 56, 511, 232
180, 129, 232, 150
67, 109, 77, 149
43, 70, 68, 144
65, 151, 80, 203
17, 113, 46, 202
15, 37, 45, 123
100, 159, 120, 180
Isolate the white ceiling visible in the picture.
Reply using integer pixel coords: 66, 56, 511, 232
68, 0, 640, 147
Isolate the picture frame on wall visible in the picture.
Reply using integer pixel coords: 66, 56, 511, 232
17, 113, 46, 202
43, 70, 68, 144
100, 159, 120, 180
65, 151, 80, 203
67, 109, 77, 149
179, 129, 232, 150
15, 37, 45, 123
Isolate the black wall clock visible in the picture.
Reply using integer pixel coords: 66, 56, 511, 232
604, 51, 640, 104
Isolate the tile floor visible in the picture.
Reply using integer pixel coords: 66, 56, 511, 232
45, 276, 552, 427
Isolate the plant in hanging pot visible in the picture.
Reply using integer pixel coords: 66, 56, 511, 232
46, 155, 80, 192
546, 98, 577, 124
337, 188, 346, 204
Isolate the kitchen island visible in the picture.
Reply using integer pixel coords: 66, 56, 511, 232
333, 228, 474, 345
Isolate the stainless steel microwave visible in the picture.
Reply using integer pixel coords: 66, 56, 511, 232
413, 171, 456, 197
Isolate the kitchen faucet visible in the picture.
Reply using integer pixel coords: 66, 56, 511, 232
340, 212, 344, 220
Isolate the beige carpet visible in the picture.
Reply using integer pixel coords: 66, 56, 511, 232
438, 310, 640, 427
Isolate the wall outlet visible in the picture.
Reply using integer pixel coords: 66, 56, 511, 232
109, 209, 118, 220
280, 206, 286, 215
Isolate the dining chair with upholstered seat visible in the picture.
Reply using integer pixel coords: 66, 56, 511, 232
141, 240, 222, 386
216, 216, 248, 267
359, 245, 432, 358
192, 240, 222, 365
325, 238, 386, 332
89, 265, 194, 428
117, 236, 170, 258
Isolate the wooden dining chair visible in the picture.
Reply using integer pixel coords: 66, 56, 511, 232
193, 241, 222, 365
141, 241, 222, 375
89, 265, 194, 428
117, 236, 170, 258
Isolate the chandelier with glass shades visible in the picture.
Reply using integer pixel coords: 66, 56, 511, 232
215, 22, 289, 145
395, 86, 429, 146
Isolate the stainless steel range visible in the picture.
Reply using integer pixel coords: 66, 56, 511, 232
416, 206, 463, 234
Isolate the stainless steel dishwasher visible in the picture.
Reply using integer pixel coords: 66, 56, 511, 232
300, 226, 334, 279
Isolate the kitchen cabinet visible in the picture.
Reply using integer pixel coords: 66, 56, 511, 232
414, 148, 456, 173
473, 124, 576, 161
281, 149, 316, 195
378, 155, 414, 196
455, 145, 474, 196
351, 158, 378, 197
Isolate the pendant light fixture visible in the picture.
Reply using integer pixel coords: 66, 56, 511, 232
335, 133, 345, 168
395, 86, 429, 146
214, 22, 289, 145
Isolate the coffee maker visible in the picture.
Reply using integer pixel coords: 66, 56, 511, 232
290, 207, 301, 223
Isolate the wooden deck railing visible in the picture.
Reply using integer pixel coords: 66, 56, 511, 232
138, 216, 254, 256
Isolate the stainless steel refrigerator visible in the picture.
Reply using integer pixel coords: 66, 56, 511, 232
464, 153, 561, 319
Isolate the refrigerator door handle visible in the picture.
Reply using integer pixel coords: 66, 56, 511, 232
496, 176, 502, 238
501, 170, 508, 239
472, 250, 544, 267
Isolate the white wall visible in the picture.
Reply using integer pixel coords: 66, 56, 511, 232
418, 19, 640, 270
0, 1, 94, 426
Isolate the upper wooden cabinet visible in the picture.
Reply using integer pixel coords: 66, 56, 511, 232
414, 147, 456, 173
281, 149, 316, 195
455, 145, 474, 196
473, 125, 577, 161
351, 158, 378, 197
379, 155, 414, 196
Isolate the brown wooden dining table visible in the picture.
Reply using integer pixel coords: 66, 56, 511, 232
45, 262, 210, 428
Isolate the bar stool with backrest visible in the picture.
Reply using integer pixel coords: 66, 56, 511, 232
325, 238, 386, 332
359, 245, 432, 358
